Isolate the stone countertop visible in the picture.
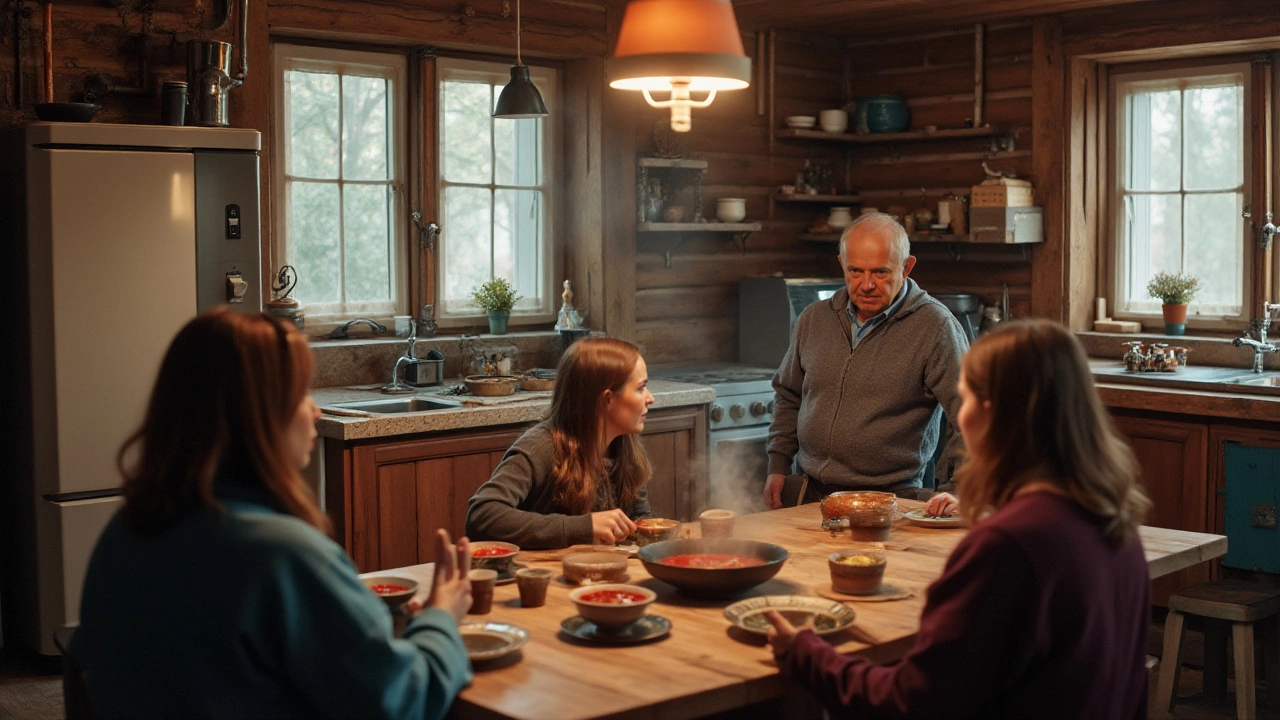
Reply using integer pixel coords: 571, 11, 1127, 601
313, 379, 715, 441
1088, 358, 1280, 422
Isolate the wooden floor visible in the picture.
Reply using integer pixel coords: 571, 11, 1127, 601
0, 617, 1259, 719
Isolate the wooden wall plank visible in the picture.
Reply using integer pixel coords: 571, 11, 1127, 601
1061, 0, 1280, 59
1030, 15, 1067, 321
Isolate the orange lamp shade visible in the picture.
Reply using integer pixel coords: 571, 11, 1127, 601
609, 0, 751, 92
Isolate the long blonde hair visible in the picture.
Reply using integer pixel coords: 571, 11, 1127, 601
540, 337, 652, 514
955, 320, 1149, 548
119, 308, 330, 534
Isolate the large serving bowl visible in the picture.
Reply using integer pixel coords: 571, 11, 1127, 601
568, 584, 656, 630
638, 538, 788, 598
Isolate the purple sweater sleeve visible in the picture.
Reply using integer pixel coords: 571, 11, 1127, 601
778, 527, 1038, 719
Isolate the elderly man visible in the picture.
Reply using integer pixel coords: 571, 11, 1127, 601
764, 213, 966, 514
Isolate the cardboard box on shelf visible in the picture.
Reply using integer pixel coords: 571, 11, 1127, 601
971, 177, 1034, 207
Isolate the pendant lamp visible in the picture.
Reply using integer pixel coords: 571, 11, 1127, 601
493, 0, 549, 119
608, 0, 751, 132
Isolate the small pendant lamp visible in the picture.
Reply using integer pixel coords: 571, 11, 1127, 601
608, 0, 751, 132
493, 0, 549, 119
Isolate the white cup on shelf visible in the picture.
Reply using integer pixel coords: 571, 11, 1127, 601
819, 109, 848, 134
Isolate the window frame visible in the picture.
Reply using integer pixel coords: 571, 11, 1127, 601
272, 43, 409, 324
1106, 61, 1253, 332
433, 56, 559, 328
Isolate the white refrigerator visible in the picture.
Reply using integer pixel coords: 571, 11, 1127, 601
0, 123, 262, 654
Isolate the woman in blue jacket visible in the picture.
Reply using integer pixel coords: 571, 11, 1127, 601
74, 308, 473, 719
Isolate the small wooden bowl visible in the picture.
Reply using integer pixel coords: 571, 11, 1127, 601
562, 552, 629, 584
464, 375, 520, 397
519, 369, 557, 392
828, 551, 887, 595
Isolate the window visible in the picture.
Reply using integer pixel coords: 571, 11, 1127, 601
436, 58, 557, 323
1110, 64, 1250, 324
274, 45, 406, 320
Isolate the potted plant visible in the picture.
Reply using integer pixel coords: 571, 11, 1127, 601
1146, 271, 1201, 336
472, 278, 522, 335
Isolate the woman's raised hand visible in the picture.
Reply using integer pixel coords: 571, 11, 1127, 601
425, 529, 472, 624
591, 509, 637, 544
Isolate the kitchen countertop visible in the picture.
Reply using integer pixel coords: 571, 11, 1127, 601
313, 379, 715, 441
1088, 358, 1280, 422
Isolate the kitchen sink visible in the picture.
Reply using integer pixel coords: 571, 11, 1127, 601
325, 397, 461, 414
1232, 375, 1280, 388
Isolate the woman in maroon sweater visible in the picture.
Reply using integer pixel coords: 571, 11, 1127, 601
766, 320, 1153, 719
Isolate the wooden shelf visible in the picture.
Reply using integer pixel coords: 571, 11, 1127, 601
776, 194, 861, 203
638, 221, 762, 232
777, 126, 1001, 145
797, 233, 840, 243
637, 157, 708, 170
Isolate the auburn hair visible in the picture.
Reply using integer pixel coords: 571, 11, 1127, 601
540, 337, 652, 515
118, 308, 330, 534
954, 320, 1149, 548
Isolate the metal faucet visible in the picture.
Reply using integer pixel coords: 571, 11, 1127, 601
381, 320, 417, 394
1234, 301, 1280, 372
325, 318, 387, 340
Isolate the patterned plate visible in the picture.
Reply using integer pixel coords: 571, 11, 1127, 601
723, 596, 856, 636
559, 614, 671, 644
459, 621, 529, 661
903, 509, 963, 528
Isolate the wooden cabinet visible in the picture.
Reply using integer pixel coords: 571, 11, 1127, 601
324, 404, 709, 572
1110, 412, 1210, 605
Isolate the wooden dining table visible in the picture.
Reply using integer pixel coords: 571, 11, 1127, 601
372, 501, 1227, 720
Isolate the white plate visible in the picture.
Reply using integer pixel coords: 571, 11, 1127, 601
903, 509, 963, 527
459, 621, 529, 661
723, 595, 856, 636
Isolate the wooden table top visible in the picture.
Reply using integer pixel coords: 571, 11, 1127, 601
375, 502, 1226, 720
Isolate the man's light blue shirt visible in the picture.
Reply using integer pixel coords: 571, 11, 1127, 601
847, 279, 911, 350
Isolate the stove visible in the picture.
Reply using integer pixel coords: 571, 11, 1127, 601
649, 363, 777, 431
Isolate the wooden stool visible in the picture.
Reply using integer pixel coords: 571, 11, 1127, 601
1156, 580, 1280, 719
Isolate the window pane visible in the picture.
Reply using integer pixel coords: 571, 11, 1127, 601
343, 75, 390, 181
494, 115, 542, 187
443, 186, 492, 306
1126, 193, 1182, 301
289, 180, 341, 304
1184, 84, 1242, 190
494, 188, 542, 307
442, 81, 493, 184
343, 184, 393, 303
287, 70, 339, 179
1127, 89, 1180, 192
1185, 192, 1242, 307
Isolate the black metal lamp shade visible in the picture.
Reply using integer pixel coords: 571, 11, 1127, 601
492, 65, 548, 119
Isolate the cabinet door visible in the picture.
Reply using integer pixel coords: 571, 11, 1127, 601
1110, 413, 1209, 605
639, 406, 709, 521
342, 426, 527, 572
1209, 424, 1280, 576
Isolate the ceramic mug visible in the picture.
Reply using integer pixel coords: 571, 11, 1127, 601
716, 198, 746, 223
819, 109, 848, 134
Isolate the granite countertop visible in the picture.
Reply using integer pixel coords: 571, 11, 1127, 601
313, 379, 715, 441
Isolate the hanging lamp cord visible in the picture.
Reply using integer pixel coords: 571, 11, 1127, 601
515, 0, 522, 65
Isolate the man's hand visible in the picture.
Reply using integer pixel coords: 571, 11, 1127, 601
764, 474, 786, 509
764, 609, 801, 658
924, 491, 959, 517
591, 509, 637, 544
425, 529, 472, 624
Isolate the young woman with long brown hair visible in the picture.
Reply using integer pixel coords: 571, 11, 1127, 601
73, 308, 474, 719
466, 336, 655, 548
765, 320, 1153, 719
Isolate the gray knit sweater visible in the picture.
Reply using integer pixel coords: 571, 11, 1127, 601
767, 279, 968, 492
465, 425, 652, 549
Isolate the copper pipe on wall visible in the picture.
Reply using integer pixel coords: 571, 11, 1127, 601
974, 23, 985, 127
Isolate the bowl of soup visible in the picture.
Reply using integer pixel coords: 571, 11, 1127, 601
361, 575, 420, 609
828, 551, 887, 595
470, 541, 521, 574
568, 583, 656, 630
638, 538, 788, 598
634, 518, 681, 546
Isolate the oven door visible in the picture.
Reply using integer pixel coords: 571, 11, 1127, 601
708, 424, 771, 513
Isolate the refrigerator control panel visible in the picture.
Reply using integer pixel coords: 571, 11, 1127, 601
225, 204, 241, 239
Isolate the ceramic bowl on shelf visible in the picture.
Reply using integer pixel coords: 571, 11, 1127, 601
716, 198, 747, 223
784, 115, 816, 129
819, 109, 849, 134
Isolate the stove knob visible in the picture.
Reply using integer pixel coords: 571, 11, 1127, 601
767, 401, 775, 414
729, 404, 746, 420
750, 401, 767, 417
709, 405, 724, 422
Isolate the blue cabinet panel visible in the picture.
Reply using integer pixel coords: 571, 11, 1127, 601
1223, 443, 1280, 572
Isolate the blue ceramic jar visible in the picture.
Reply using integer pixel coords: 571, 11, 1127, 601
857, 95, 910, 133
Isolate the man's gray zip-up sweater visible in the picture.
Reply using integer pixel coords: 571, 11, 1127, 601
767, 279, 968, 493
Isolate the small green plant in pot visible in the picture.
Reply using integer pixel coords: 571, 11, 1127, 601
1146, 271, 1201, 336
472, 278, 522, 335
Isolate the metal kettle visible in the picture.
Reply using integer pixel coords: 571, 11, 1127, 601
186, 0, 249, 127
